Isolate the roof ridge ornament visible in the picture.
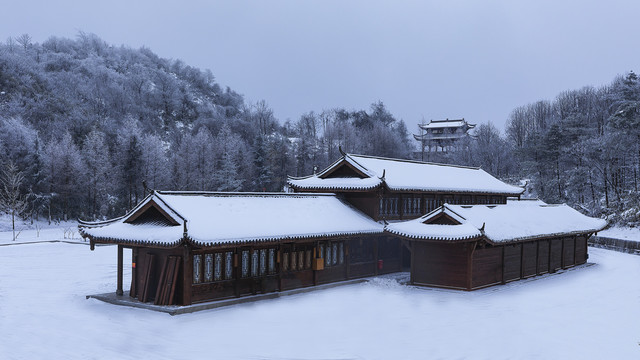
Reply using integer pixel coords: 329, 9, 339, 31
381, 169, 386, 180
339, 145, 346, 156
183, 219, 188, 237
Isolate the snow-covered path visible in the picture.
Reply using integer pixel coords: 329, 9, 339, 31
0, 243, 639, 359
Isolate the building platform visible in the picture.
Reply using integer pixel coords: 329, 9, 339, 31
87, 272, 409, 315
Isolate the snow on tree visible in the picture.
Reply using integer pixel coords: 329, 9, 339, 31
0, 161, 28, 241
82, 130, 113, 218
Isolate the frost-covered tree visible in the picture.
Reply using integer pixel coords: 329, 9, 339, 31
140, 134, 169, 191
0, 161, 28, 241
42, 132, 86, 220
214, 124, 244, 191
82, 130, 112, 217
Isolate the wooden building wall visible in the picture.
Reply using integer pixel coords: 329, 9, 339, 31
411, 242, 470, 289
295, 188, 508, 222
412, 235, 590, 291
128, 235, 403, 306
123, 234, 590, 305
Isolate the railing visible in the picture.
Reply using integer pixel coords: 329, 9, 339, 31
589, 236, 640, 255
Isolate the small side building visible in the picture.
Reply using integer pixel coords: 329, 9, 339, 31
80, 191, 403, 306
386, 201, 607, 290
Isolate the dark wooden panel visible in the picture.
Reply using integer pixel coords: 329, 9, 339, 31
575, 236, 587, 264
563, 237, 575, 267
549, 239, 562, 272
348, 262, 376, 279
343, 194, 379, 220
234, 279, 254, 296
503, 244, 522, 282
537, 240, 549, 274
522, 242, 537, 278
192, 281, 236, 302
472, 246, 502, 289
412, 242, 469, 289
317, 266, 347, 285
378, 258, 401, 274
378, 237, 401, 260
281, 270, 314, 290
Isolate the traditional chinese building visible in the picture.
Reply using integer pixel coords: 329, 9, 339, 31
414, 118, 475, 154
286, 151, 523, 221
81, 154, 606, 306
386, 201, 606, 290
80, 192, 401, 306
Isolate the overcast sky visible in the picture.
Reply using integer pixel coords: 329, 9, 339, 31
2, 0, 639, 132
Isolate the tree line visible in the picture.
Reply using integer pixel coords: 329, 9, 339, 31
1, 33, 637, 227
503, 72, 640, 226
0, 33, 413, 221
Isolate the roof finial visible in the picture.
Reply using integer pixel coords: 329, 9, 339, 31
183, 219, 188, 237
339, 145, 346, 156
381, 169, 386, 180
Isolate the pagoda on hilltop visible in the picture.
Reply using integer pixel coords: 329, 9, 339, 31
414, 118, 475, 155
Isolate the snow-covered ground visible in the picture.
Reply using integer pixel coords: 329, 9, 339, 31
1, 239, 640, 359
0, 215, 83, 245
600, 226, 640, 242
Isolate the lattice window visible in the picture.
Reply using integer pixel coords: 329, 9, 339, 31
298, 251, 304, 270
339, 242, 344, 264
319, 244, 324, 264
204, 254, 213, 282
214, 253, 223, 281
268, 249, 275, 274
332, 243, 338, 265
193, 254, 202, 284
325, 243, 331, 266
241, 250, 249, 278
291, 249, 297, 270
259, 249, 267, 276
283, 251, 289, 271
251, 251, 259, 277
225, 252, 233, 280
305, 250, 312, 269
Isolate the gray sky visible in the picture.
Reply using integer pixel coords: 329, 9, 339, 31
2, 0, 639, 132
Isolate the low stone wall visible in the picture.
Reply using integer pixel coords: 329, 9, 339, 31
589, 236, 640, 255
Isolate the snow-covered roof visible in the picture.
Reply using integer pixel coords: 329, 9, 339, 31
80, 191, 384, 247
286, 175, 383, 191
288, 154, 524, 195
386, 201, 607, 243
419, 119, 475, 129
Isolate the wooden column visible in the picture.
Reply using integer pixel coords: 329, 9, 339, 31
519, 242, 525, 279
466, 242, 476, 290
374, 237, 379, 276
410, 240, 415, 285
116, 245, 124, 296
279, 245, 285, 290
235, 248, 241, 297
130, 247, 137, 298
345, 241, 351, 279
548, 239, 553, 273
560, 237, 566, 269
535, 240, 540, 275
182, 244, 192, 306
501, 246, 506, 284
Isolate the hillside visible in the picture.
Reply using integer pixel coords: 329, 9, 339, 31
0, 33, 413, 221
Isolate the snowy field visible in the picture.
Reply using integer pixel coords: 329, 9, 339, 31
1, 236, 640, 359
0, 215, 83, 245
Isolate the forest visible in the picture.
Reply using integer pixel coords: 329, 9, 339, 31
0, 33, 638, 227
